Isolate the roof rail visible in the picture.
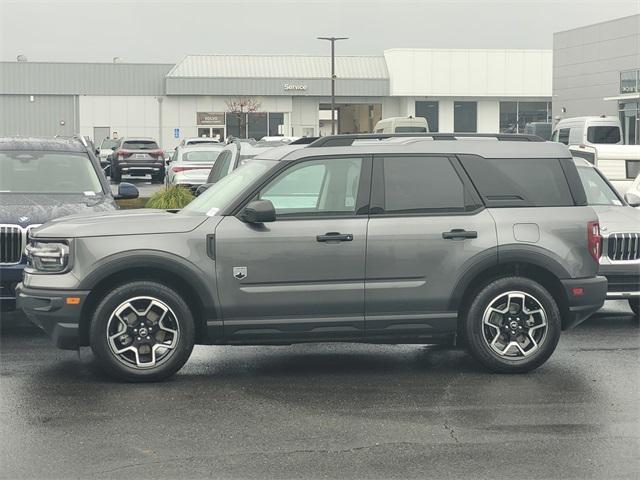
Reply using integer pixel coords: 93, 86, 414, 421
53, 134, 89, 149
308, 133, 545, 147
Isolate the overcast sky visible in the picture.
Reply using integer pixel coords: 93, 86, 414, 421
1, 0, 638, 63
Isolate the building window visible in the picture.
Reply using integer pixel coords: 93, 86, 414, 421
454, 102, 477, 133
499, 101, 551, 133
226, 113, 245, 138
619, 101, 639, 145
499, 102, 518, 133
620, 70, 639, 94
248, 112, 267, 140
268, 113, 285, 136
415, 101, 439, 132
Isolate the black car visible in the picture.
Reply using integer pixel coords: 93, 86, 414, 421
0, 136, 139, 311
108, 137, 165, 183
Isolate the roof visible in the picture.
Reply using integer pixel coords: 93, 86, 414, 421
0, 136, 86, 152
271, 137, 572, 162
0, 62, 173, 96
167, 55, 389, 79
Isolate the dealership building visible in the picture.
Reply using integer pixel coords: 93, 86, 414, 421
0, 48, 553, 148
553, 14, 640, 144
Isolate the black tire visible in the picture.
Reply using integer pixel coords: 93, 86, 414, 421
151, 171, 165, 184
629, 299, 639, 323
89, 281, 195, 382
111, 164, 121, 183
464, 276, 561, 373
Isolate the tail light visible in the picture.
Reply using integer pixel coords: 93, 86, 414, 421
116, 149, 130, 160
171, 166, 204, 173
587, 221, 602, 261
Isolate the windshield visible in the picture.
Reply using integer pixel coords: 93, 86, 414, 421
122, 140, 159, 150
187, 139, 218, 145
182, 149, 223, 162
183, 159, 277, 215
577, 166, 623, 206
0, 151, 103, 194
395, 126, 428, 133
100, 139, 118, 149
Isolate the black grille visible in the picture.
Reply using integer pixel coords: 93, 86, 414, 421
606, 233, 640, 261
0, 226, 24, 264
605, 275, 640, 293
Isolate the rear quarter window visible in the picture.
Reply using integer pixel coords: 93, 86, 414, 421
460, 156, 575, 207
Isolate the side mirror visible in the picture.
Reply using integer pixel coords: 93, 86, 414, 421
95, 149, 100, 155
195, 184, 211, 197
115, 182, 139, 200
624, 192, 640, 207
239, 200, 276, 223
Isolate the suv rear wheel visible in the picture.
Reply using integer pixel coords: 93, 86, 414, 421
464, 276, 561, 373
629, 299, 639, 323
89, 281, 195, 382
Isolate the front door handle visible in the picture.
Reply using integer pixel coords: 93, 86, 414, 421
316, 232, 354, 242
442, 229, 478, 240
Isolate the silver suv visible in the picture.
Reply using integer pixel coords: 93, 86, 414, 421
17, 134, 608, 382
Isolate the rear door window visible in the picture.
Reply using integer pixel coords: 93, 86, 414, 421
374, 156, 478, 214
460, 156, 575, 207
587, 126, 621, 144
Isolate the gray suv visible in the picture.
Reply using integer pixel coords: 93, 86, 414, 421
17, 134, 607, 382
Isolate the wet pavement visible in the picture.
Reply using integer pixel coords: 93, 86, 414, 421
1, 302, 638, 480
109, 175, 164, 199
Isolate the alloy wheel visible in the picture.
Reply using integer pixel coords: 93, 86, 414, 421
481, 290, 548, 358
106, 296, 180, 369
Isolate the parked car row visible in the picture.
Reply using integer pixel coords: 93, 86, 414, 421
0, 136, 139, 310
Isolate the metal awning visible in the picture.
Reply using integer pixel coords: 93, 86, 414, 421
604, 93, 640, 101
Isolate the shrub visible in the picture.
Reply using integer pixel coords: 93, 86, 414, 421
145, 185, 195, 209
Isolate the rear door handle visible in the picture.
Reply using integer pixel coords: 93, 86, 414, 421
442, 229, 478, 240
316, 232, 354, 242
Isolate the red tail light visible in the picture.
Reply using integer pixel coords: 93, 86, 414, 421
587, 221, 602, 261
171, 166, 204, 173
116, 149, 131, 159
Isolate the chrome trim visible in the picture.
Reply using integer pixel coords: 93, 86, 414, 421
0, 224, 40, 266
606, 292, 640, 299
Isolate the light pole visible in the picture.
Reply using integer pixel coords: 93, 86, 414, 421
317, 36, 348, 135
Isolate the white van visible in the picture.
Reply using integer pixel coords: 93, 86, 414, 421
551, 116, 623, 146
569, 144, 640, 194
373, 117, 429, 134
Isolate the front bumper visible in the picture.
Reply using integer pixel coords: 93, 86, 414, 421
0, 262, 26, 311
599, 264, 640, 300
15, 284, 89, 350
560, 276, 608, 329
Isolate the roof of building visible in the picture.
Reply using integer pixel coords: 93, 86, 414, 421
167, 55, 389, 79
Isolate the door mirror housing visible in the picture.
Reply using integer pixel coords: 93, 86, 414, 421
195, 184, 211, 197
624, 192, 640, 207
239, 200, 276, 223
115, 182, 139, 200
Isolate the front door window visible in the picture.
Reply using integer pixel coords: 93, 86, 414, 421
259, 157, 363, 217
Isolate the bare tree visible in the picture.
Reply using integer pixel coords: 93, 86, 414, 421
225, 97, 261, 139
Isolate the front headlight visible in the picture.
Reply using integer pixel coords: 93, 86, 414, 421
25, 241, 70, 273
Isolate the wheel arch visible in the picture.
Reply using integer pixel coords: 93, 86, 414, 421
78, 251, 218, 346
451, 256, 570, 331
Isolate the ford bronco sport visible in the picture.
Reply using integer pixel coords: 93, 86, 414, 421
17, 133, 607, 381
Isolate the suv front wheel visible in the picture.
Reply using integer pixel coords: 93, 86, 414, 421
464, 276, 561, 373
89, 281, 195, 382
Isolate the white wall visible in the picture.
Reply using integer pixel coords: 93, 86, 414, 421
79, 95, 160, 142
385, 48, 552, 98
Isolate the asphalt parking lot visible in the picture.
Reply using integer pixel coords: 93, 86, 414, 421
110, 174, 165, 199
1, 302, 638, 480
